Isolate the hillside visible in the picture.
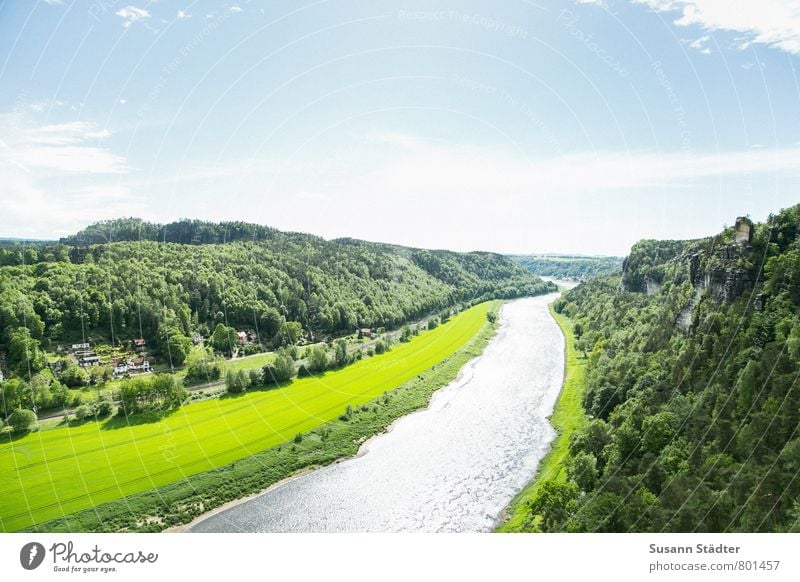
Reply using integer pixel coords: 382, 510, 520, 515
517, 207, 800, 532
0, 218, 554, 377
510, 254, 623, 280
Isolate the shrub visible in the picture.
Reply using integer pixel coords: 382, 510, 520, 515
427, 318, 439, 331
225, 370, 248, 394
248, 368, 262, 388
293, 433, 303, 444
8, 409, 36, 433
93, 399, 113, 417
305, 345, 329, 374
61, 365, 89, 388
374, 340, 387, 355
74, 404, 93, 421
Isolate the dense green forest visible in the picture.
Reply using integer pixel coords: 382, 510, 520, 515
523, 207, 800, 532
0, 218, 554, 381
510, 254, 623, 280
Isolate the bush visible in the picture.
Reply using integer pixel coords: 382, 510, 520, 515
7, 409, 36, 433
293, 433, 303, 444
61, 365, 89, 388
248, 368, 262, 388
93, 399, 113, 417
427, 318, 439, 331
74, 404, 93, 421
263, 351, 296, 385
374, 340, 387, 355
225, 370, 248, 394
184, 348, 222, 384
305, 345, 329, 374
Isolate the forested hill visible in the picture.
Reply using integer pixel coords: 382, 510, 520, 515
529, 206, 800, 532
0, 218, 554, 366
510, 254, 623, 280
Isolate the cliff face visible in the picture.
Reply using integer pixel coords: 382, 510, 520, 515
621, 221, 766, 334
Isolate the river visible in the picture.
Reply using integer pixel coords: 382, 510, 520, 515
190, 291, 570, 533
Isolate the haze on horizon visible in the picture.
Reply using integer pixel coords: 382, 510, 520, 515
1, 1, 799, 256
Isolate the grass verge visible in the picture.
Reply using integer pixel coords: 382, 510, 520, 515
496, 304, 588, 533
21, 302, 500, 533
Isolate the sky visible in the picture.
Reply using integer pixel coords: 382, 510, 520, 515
0, 0, 799, 256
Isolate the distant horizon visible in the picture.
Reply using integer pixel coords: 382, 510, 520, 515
2, 206, 791, 259
3, 1, 800, 257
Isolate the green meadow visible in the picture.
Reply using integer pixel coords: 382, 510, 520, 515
1, 302, 490, 532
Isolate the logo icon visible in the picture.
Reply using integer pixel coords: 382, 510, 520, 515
20, 542, 46, 570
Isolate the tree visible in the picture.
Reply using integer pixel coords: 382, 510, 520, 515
399, 325, 412, 342
184, 348, 222, 383
7, 328, 46, 377
305, 345, 328, 374
61, 364, 89, 388
211, 323, 237, 354
333, 339, 348, 368
7, 409, 36, 433
263, 350, 296, 385
279, 321, 302, 346
528, 481, 579, 532
75, 404, 93, 421
225, 370, 248, 393
1, 379, 25, 417
160, 327, 192, 367
567, 452, 598, 492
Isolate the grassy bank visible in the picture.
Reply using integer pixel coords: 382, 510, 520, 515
6, 302, 499, 533
496, 304, 588, 533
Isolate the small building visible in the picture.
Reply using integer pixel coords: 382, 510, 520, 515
71, 342, 90, 351
735, 216, 754, 244
129, 357, 151, 373
80, 355, 101, 367
359, 328, 376, 339
133, 338, 147, 351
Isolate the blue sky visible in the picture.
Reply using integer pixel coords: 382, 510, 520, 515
1, 0, 799, 255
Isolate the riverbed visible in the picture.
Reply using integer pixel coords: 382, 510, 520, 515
189, 293, 566, 533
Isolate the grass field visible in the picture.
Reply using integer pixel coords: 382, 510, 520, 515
497, 304, 588, 533
0, 302, 490, 532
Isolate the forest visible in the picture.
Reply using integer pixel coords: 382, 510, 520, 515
522, 206, 800, 533
510, 254, 623, 280
0, 218, 554, 386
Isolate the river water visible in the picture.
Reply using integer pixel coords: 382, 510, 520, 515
190, 292, 567, 533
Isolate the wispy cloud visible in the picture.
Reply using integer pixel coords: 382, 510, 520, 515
634, 0, 800, 55
0, 109, 135, 238
116, 6, 150, 28
177, 10, 192, 20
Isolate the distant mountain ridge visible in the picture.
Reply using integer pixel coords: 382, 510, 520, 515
0, 218, 555, 371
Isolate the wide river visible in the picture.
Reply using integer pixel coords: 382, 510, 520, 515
190, 291, 569, 533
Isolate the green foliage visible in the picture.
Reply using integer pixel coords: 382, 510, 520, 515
511, 254, 623, 279
184, 348, 222, 384
7, 409, 36, 433
60, 364, 89, 388
528, 481, 579, 532
7, 328, 46, 377
262, 350, 296, 385
119, 374, 186, 415
333, 339, 348, 368
225, 370, 249, 394
304, 345, 329, 374
211, 324, 237, 354
160, 327, 192, 367
74, 405, 93, 421
531, 205, 800, 532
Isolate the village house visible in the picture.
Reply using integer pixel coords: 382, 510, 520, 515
133, 338, 147, 352
359, 328, 377, 339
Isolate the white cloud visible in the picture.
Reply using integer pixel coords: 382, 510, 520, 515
634, 0, 800, 55
0, 110, 132, 238
116, 6, 150, 28
177, 10, 192, 20
229, 5, 243, 13
688, 34, 713, 53
43, 0, 64, 5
